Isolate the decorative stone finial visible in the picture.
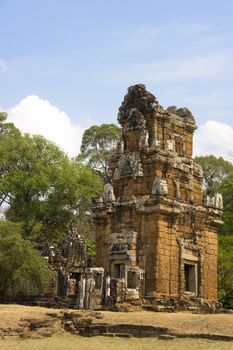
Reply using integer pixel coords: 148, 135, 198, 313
206, 193, 223, 210
103, 183, 116, 204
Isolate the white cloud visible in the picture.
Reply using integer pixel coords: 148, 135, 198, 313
6, 97, 233, 162
194, 120, 233, 158
8, 96, 84, 157
0, 59, 7, 73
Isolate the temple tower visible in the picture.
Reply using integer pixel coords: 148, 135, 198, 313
93, 84, 222, 308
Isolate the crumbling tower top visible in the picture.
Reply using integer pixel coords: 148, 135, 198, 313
115, 84, 196, 160
118, 84, 159, 126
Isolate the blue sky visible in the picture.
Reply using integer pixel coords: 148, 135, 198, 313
0, 0, 233, 157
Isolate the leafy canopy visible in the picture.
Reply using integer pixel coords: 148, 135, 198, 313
218, 235, 233, 308
195, 155, 233, 236
219, 175, 233, 236
0, 112, 20, 137
77, 123, 121, 183
0, 221, 51, 300
0, 114, 103, 243
195, 155, 233, 194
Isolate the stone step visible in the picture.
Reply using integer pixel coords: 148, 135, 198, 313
102, 332, 133, 338
158, 334, 176, 340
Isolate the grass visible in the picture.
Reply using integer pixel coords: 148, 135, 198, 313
1, 305, 233, 336
0, 304, 60, 329
96, 310, 233, 336
1, 305, 233, 349
1, 334, 233, 350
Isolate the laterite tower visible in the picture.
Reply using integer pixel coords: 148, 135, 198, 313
93, 84, 222, 308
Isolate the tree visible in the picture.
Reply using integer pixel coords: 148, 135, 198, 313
218, 235, 233, 308
0, 112, 20, 137
0, 114, 103, 243
77, 124, 121, 183
194, 155, 233, 236
219, 175, 233, 236
0, 112, 22, 206
195, 155, 233, 194
0, 221, 51, 301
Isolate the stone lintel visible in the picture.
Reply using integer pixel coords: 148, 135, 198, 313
92, 206, 116, 218
138, 202, 181, 215
183, 253, 198, 262
207, 218, 224, 228
109, 253, 128, 260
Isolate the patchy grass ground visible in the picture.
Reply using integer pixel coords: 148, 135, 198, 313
1, 304, 233, 350
0, 304, 60, 329
1, 334, 233, 350
97, 310, 233, 336
1, 304, 233, 336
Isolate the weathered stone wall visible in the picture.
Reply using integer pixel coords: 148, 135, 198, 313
93, 84, 222, 309
43, 225, 104, 310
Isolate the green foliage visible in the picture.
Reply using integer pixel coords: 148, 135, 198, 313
74, 216, 95, 242
218, 236, 233, 308
195, 155, 233, 305
0, 221, 52, 300
0, 112, 21, 137
86, 240, 96, 257
77, 123, 121, 183
219, 175, 233, 236
0, 114, 103, 243
195, 155, 233, 194
195, 155, 233, 236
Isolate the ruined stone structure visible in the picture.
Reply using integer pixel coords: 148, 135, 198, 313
93, 84, 223, 309
46, 225, 104, 309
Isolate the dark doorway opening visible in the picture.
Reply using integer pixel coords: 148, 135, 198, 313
112, 263, 125, 278
184, 263, 197, 293
127, 271, 138, 289
70, 272, 82, 295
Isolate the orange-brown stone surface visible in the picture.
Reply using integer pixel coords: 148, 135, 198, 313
93, 84, 222, 309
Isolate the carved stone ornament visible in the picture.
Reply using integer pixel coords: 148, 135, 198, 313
125, 108, 146, 131
206, 193, 223, 209
214, 193, 223, 209
114, 152, 143, 179
139, 130, 149, 150
151, 176, 168, 196
103, 183, 116, 203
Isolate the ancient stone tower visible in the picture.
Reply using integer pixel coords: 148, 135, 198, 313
93, 84, 222, 308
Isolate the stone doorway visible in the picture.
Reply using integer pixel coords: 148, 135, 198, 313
184, 263, 197, 293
